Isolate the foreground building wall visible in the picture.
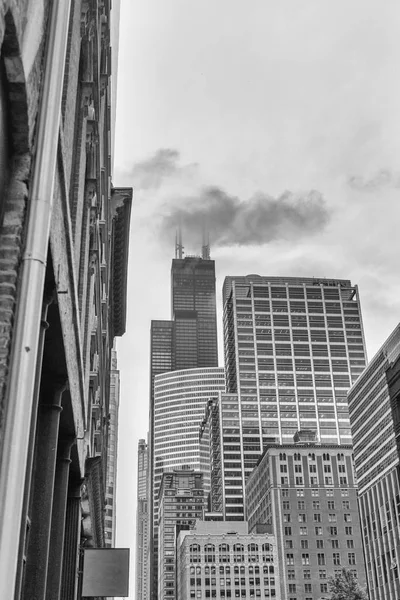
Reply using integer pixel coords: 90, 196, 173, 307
348, 324, 400, 600
0, 2, 132, 598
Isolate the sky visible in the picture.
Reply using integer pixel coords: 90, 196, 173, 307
112, 1, 400, 596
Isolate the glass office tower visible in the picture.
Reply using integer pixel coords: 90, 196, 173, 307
203, 275, 367, 520
171, 257, 218, 370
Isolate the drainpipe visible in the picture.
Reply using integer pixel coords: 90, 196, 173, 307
0, 2, 71, 597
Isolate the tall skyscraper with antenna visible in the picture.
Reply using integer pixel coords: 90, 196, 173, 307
145, 228, 220, 600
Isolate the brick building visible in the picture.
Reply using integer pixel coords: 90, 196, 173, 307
0, 2, 131, 598
246, 443, 367, 600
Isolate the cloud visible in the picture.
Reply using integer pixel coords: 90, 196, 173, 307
129, 149, 197, 190
347, 169, 400, 192
160, 186, 330, 247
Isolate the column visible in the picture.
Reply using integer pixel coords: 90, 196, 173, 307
45, 436, 75, 600
60, 481, 83, 600
22, 380, 67, 600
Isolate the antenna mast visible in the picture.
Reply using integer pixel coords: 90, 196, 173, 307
201, 221, 210, 260
175, 222, 184, 259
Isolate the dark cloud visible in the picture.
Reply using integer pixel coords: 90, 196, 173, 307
130, 149, 197, 190
348, 169, 400, 192
160, 186, 330, 247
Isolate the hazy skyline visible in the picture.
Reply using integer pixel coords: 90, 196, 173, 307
113, 2, 400, 596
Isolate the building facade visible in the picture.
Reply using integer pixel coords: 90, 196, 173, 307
148, 250, 220, 599
0, 2, 131, 598
211, 275, 367, 519
348, 324, 400, 600
246, 443, 366, 600
105, 348, 121, 548
171, 256, 218, 370
136, 438, 150, 600
158, 469, 207, 600
177, 520, 279, 600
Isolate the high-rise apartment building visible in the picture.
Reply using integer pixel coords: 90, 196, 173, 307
246, 442, 367, 600
158, 469, 206, 600
136, 439, 149, 600
347, 324, 400, 600
210, 275, 367, 518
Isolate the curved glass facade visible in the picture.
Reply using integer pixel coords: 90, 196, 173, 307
153, 367, 225, 522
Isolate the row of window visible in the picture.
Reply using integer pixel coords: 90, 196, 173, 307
286, 552, 356, 565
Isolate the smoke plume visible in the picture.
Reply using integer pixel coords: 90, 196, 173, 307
160, 186, 330, 247
348, 169, 400, 192
130, 149, 197, 190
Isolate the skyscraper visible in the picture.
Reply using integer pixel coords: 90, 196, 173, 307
347, 324, 400, 599
146, 243, 220, 600
171, 256, 218, 370
204, 275, 367, 520
136, 439, 149, 600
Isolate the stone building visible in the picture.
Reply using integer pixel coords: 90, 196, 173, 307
0, 2, 131, 599
177, 520, 279, 600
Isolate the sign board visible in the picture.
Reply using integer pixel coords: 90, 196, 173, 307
82, 548, 130, 597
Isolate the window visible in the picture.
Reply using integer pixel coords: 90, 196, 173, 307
284, 527, 292, 536
283, 514, 291, 523
345, 526, 353, 535
316, 540, 324, 549
285, 540, 293, 549
299, 527, 307, 535
331, 540, 339, 549
314, 514, 321, 522
342, 501, 350, 509
347, 540, 354, 549
328, 501, 335, 510
283, 501, 290, 510
333, 553, 341, 565
286, 554, 294, 565
319, 569, 327, 578
282, 489, 289, 497
288, 569, 295, 580
312, 501, 320, 509
299, 514, 306, 523
344, 514, 352, 522
303, 570, 311, 579
296, 489, 304, 497
302, 554, 310, 565
348, 553, 356, 565
315, 527, 322, 535
295, 477, 303, 485
304, 583, 312, 593
318, 553, 326, 565
301, 540, 309, 549
298, 501, 305, 509
288, 584, 296, 593
328, 514, 337, 522
320, 583, 328, 593
311, 488, 319, 497
329, 527, 338, 536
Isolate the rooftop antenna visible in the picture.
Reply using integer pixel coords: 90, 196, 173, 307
201, 220, 210, 260
175, 221, 184, 259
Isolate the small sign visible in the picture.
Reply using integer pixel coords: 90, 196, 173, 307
82, 548, 130, 597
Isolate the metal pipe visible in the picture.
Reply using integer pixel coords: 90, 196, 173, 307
0, 2, 71, 597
